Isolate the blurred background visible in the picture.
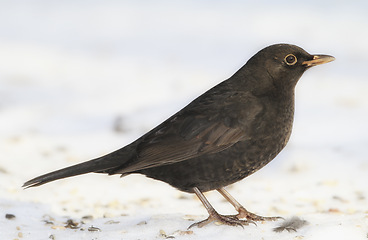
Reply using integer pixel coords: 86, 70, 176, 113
0, 1, 367, 239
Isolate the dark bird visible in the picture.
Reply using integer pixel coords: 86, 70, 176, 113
23, 44, 334, 228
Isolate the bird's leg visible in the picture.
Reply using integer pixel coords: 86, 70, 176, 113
217, 187, 282, 222
188, 187, 251, 229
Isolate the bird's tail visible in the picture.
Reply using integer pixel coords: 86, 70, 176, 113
23, 147, 133, 188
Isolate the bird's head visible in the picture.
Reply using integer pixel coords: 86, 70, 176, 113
245, 44, 335, 94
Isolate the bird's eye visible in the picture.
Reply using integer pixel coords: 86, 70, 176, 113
284, 54, 297, 65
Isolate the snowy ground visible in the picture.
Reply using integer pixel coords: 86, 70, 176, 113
1, 1, 368, 239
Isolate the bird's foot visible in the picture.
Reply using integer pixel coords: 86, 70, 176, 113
236, 206, 283, 222
188, 211, 253, 229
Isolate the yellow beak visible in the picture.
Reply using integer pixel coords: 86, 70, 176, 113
302, 55, 335, 67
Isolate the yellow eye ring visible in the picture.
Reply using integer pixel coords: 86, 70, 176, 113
284, 54, 297, 65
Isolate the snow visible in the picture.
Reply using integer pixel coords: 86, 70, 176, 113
1, 1, 368, 239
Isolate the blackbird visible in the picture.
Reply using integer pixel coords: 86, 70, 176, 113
23, 44, 334, 228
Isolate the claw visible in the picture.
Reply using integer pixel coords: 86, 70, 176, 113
190, 187, 282, 229
216, 188, 283, 224
188, 211, 251, 229
236, 206, 283, 222
236, 207, 284, 222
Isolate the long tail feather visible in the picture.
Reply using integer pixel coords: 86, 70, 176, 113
23, 157, 113, 188
23, 146, 134, 188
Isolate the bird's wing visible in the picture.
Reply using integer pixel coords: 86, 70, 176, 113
117, 90, 263, 173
